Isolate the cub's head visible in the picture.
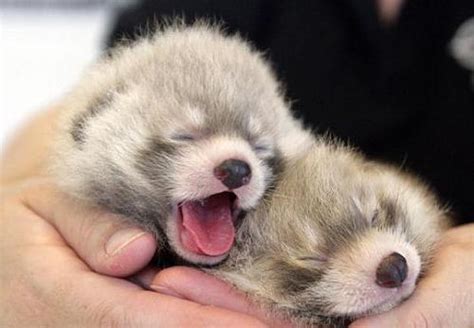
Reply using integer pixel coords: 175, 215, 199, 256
233, 141, 449, 325
53, 24, 310, 265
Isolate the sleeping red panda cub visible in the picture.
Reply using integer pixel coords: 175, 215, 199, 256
211, 139, 449, 327
52, 23, 310, 266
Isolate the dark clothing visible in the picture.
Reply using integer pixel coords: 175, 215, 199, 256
107, 0, 474, 224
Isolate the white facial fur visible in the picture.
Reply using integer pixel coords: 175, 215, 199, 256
314, 230, 421, 317
170, 136, 270, 207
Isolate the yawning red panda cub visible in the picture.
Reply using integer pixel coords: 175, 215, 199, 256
52, 23, 310, 266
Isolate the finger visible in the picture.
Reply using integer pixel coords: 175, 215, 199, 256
349, 308, 425, 328
22, 181, 157, 276
149, 266, 292, 327
150, 266, 257, 310
15, 235, 268, 327
129, 266, 160, 289
36, 250, 268, 327
126, 290, 270, 328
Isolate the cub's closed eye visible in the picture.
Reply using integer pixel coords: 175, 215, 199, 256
298, 255, 328, 264
171, 133, 195, 141
253, 144, 271, 153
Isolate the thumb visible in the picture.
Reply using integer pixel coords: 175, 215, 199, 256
22, 181, 157, 277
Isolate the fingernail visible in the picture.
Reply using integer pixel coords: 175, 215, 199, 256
149, 284, 184, 299
105, 228, 147, 256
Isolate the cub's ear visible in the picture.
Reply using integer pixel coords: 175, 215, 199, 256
70, 91, 115, 145
279, 126, 314, 160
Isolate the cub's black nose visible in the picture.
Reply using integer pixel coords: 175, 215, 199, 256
214, 159, 251, 189
376, 252, 408, 288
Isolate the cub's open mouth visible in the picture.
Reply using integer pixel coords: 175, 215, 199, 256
177, 192, 239, 257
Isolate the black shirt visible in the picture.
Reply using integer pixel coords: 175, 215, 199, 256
106, 0, 474, 224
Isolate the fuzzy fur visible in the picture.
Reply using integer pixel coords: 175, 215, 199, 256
51, 23, 312, 265
51, 22, 449, 326
211, 138, 450, 327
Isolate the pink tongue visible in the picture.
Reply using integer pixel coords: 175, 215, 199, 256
180, 193, 235, 256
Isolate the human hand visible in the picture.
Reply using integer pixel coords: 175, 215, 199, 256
0, 180, 287, 327
350, 223, 474, 328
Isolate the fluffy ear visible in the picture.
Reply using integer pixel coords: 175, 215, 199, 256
278, 122, 314, 160
70, 91, 115, 145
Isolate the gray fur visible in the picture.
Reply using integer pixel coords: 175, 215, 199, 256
52, 23, 311, 264
211, 139, 450, 327
51, 22, 448, 326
